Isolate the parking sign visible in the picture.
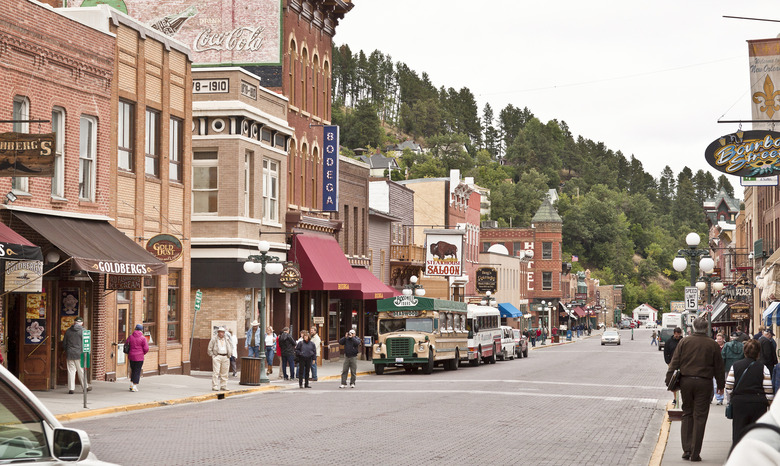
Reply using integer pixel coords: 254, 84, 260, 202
684, 287, 698, 311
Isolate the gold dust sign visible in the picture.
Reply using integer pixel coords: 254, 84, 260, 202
145, 234, 183, 262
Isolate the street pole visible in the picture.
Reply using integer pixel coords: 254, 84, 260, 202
258, 264, 269, 384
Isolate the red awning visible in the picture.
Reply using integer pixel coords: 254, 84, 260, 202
0, 222, 42, 261
294, 233, 361, 291
573, 306, 586, 318
341, 267, 400, 300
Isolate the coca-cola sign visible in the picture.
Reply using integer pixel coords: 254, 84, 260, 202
88, 0, 281, 68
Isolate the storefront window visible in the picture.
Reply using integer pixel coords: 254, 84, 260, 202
143, 276, 157, 345
167, 271, 180, 342
328, 300, 338, 341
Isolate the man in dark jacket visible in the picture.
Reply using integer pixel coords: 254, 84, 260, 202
295, 331, 316, 388
339, 329, 361, 388
759, 330, 778, 373
63, 317, 92, 394
665, 317, 725, 462
664, 327, 683, 365
278, 327, 297, 381
732, 326, 749, 342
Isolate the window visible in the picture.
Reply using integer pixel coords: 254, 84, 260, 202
79, 116, 96, 201
542, 242, 553, 260
243, 152, 251, 217
51, 108, 65, 198
143, 276, 157, 345
167, 271, 180, 342
261, 128, 272, 143
145, 109, 160, 177
12, 96, 29, 192
118, 101, 134, 171
543, 272, 553, 291
263, 158, 278, 222
274, 133, 286, 149
482, 242, 491, 253
193, 151, 218, 213
169, 117, 182, 182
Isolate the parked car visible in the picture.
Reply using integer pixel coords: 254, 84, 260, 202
658, 328, 675, 351
645, 322, 658, 329
498, 326, 516, 360
512, 328, 529, 358
601, 329, 621, 346
619, 319, 631, 329
0, 364, 114, 464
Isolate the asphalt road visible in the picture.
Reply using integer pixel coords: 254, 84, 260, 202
69, 328, 671, 466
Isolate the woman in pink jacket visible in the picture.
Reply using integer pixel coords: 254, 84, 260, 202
127, 324, 149, 392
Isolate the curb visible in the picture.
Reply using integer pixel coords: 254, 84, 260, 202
56, 370, 377, 422
649, 402, 672, 466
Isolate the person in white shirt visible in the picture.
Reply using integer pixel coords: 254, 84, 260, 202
310, 326, 321, 381
207, 327, 234, 391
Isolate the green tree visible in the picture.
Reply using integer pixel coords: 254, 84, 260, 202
716, 174, 735, 197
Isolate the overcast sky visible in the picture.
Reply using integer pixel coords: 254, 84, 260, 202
335, 0, 780, 199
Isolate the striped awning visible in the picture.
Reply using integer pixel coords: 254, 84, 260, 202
763, 301, 780, 327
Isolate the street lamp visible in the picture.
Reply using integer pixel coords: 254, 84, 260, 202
481, 290, 496, 307
403, 275, 426, 297
696, 274, 725, 337
541, 300, 554, 344
243, 240, 284, 384
672, 233, 713, 287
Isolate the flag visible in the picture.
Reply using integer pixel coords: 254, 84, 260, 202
572, 255, 579, 262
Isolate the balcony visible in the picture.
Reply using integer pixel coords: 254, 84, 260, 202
390, 244, 424, 264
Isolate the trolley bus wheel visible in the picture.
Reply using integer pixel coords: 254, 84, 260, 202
374, 364, 384, 375
470, 348, 480, 366
488, 344, 497, 364
422, 349, 434, 374
451, 349, 459, 371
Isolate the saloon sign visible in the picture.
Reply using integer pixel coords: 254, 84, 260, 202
145, 234, 183, 262
424, 229, 465, 277
705, 130, 780, 177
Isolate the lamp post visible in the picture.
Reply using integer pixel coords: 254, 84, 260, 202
541, 300, 553, 344
243, 240, 284, 384
481, 290, 496, 307
404, 275, 426, 297
673, 233, 713, 287
696, 274, 725, 337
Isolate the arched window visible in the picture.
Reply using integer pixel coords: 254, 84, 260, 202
323, 60, 330, 121
301, 47, 308, 113
289, 39, 296, 107
313, 54, 319, 117
311, 146, 319, 208
301, 142, 308, 207
288, 139, 296, 205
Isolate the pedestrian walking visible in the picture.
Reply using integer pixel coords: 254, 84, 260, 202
665, 316, 725, 462
339, 329, 361, 388
245, 320, 261, 358
226, 329, 238, 377
651, 330, 658, 346
714, 333, 726, 405
294, 330, 308, 378
722, 334, 745, 374
732, 326, 749, 342
754, 326, 765, 341
759, 330, 778, 373
276, 334, 283, 379
664, 327, 683, 365
533, 328, 539, 347
264, 326, 276, 375
295, 331, 316, 388
725, 338, 774, 446
126, 324, 149, 392
63, 316, 91, 394
310, 326, 321, 381
278, 327, 296, 381
207, 327, 234, 391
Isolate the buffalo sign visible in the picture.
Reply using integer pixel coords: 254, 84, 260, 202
424, 229, 464, 277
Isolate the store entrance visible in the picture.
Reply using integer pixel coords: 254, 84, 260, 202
7, 292, 52, 390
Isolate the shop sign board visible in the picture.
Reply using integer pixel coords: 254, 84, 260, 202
4, 260, 42, 293
280, 262, 302, 293
322, 125, 339, 211
0, 132, 55, 177
475, 267, 497, 293
670, 301, 685, 312
105, 275, 143, 291
424, 229, 465, 277
145, 234, 183, 262
705, 130, 780, 177
741, 176, 778, 186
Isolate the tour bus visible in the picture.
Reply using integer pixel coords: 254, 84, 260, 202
372, 295, 468, 375
464, 304, 503, 366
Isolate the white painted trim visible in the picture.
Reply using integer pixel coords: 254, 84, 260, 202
191, 135, 289, 157
193, 101, 292, 134
1, 204, 113, 221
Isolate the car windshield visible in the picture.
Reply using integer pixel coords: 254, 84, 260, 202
0, 379, 50, 460
379, 318, 433, 334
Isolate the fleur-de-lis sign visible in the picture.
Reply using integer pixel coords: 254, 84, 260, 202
753, 75, 780, 118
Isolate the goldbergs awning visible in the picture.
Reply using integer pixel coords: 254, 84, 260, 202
14, 212, 166, 275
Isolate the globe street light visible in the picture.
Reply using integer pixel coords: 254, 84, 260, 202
672, 233, 713, 287
243, 240, 284, 384
403, 275, 426, 297
696, 274, 725, 337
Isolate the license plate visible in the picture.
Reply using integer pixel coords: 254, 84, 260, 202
395, 357, 403, 362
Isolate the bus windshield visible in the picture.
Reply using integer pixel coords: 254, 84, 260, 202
379, 318, 434, 334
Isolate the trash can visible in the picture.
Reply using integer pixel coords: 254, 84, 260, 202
566, 330, 572, 341
239, 357, 261, 386
552, 335, 560, 343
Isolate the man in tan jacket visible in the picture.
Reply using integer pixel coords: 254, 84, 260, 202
207, 327, 234, 391
665, 317, 725, 462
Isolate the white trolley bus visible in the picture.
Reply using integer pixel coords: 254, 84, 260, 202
464, 304, 502, 366
372, 296, 468, 374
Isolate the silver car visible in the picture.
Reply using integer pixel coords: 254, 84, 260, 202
601, 329, 621, 346
0, 365, 114, 464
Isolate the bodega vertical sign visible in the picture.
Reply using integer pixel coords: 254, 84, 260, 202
322, 125, 339, 212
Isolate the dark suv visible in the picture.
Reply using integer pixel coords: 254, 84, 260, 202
658, 328, 675, 351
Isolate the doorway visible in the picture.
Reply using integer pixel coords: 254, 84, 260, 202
116, 302, 130, 380
7, 292, 52, 390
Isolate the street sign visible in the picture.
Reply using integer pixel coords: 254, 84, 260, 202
684, 287, 698, 311
194, 289, 202, 312
82, 329, 91, 353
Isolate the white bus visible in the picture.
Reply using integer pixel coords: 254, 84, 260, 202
662, 312, 683, 329
464, 304, 502, 366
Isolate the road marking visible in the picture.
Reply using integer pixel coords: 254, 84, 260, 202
280, 388, 659, 404
357, 378, 667, 390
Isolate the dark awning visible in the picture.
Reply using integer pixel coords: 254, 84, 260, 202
0, 222, 41, 261
293, 233, 360, 291
14, 212, 166, 275
340, 267, 400, 300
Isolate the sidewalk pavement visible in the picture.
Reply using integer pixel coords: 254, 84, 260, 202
657, 400, 732, 465
36, 358, 375, 422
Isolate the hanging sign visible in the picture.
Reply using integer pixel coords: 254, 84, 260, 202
322, 125, 339, 212
424, 229, 465, 276
475, 267, 498, 293
146, 234, 183, 262
704, 130, 780, 177
280, 262, 302, 292
0, 132, 55, 177
4, 260, 43, 293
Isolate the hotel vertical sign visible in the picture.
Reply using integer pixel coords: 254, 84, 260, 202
322, 125, 339, 212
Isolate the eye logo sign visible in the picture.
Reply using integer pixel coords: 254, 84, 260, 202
705, 130, 780, 177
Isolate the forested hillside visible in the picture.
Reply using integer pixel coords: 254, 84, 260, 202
331, 45, 738, 312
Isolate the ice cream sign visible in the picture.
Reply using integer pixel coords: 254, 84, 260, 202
705, 130, 780, 177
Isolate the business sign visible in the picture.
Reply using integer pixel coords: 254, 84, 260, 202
192, 78, 229, 94
475, 267, 498, 293
4, 260, 43, 293
146, 234, 183, 262
750, 39, 780, 123
705, 130, 780, 177
684, 287, 698, 311
670, 301, 685, 313
105, 275, 143, 291
80, 0, 283, 84
424, 230, 465, 276
279, 262, 302, 293
741, 175, 779, 186
322, 125, 339, 212
0, 132, 55, 177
